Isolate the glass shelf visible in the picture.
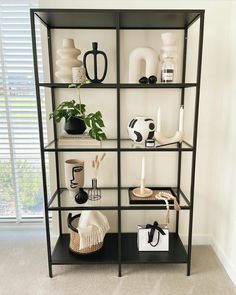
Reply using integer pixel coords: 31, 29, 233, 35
48, 187, 190, 211
44, 139, 118, 152
39, 83, 117, 88
120, 140, 193, 151
44, 139, 193, 152
33, 9, 202, 30
121, 187, 190, 210
38, 82, 197, 89
48, 188, 118, 210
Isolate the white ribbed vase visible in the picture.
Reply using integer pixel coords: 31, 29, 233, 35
55, 39, 82, 83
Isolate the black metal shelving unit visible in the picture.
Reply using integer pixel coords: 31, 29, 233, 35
30, 9, 204, 278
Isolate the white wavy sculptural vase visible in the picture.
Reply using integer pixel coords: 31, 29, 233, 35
128, 47, 157, 83
55, 38, 82, 83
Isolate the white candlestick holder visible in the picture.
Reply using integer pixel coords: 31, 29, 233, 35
132, 179, 153, 198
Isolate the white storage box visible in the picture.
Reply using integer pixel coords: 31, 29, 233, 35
137, 222, 169, 251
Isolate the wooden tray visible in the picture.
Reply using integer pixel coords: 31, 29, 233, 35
128, 187, 176, 204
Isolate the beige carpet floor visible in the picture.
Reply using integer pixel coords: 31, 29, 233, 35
0, 229, 235, 295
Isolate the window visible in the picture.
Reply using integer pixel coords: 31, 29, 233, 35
0, 0, 45, 221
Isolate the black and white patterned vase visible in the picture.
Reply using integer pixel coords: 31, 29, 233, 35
127, 116, 155, 144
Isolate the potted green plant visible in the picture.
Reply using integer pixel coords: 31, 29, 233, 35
49, 82, 107, 141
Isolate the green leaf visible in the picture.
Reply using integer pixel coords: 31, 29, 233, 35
83, 117, 91, 127
96, 117, 105, 127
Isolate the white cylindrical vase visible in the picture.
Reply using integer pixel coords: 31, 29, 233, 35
72, 66, 86, 83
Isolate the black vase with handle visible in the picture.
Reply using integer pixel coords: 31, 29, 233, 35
83, 42, 108, 83
64, 117, 86, 135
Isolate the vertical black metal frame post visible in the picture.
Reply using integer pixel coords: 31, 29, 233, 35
30, 10, 53, 278
116, 12, 122, 277
47, 28, 63, 235
176, 28, 188, 234
187, 11, 205, 276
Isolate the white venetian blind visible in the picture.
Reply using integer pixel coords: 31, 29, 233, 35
0, 0, 46, 220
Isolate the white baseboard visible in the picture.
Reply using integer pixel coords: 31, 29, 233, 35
211, 238, 236, 286
0, 223, 45, 230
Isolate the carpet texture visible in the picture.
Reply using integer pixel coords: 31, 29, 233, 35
0, 229, 235, 295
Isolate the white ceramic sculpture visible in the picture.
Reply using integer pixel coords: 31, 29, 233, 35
55, 39, 82, 83
127, 116, 155, 144
154, 106, 184, 144
155, 130, 184, 145
128, 47, 157, 83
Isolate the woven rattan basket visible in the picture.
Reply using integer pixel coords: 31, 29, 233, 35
67, 213, 103, 254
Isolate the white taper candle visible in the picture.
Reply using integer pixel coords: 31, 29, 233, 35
140, 178, 145, 195
141, 156, 145, 180
179, 105, 184, 132
140, 156, 145, 194
157, 107, 161, 132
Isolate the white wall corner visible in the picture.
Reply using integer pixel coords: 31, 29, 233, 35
211, 238, 236, 287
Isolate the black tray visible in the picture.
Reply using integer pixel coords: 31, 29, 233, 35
128, 187, 177, 204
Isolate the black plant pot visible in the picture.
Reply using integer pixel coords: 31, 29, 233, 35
64, 117, 86, 135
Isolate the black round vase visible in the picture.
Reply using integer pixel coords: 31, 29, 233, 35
64, 117, 86, 135
75, 188, 88, 204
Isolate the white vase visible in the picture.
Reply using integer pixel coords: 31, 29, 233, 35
65, 159, 84, 197
55, 39, 82, 83
72, 66, 86, 83
127, 116, 155, 144
159, 33, 178, 82
160, 33, 177, 58
128, 47, 157, 83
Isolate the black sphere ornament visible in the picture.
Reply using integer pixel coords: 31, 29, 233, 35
148, 75, 157, 84
75, 188, 88, 204
139, 76, 148, 84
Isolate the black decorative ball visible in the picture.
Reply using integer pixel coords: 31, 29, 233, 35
148, 75, 157, 84
139, 76, 148, 84
75, 188, 88, 204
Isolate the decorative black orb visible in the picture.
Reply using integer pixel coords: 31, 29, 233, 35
75, 188, 88, 204
148, 75, 157, 84
139, 76, 148, 84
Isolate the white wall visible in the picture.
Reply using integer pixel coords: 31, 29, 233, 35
208, 2, 236, 285
39, 0, 236, 284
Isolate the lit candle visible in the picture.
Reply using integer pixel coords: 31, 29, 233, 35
140, 156, 145, 194
179, 105, 184, 132
157, 107, 161, 132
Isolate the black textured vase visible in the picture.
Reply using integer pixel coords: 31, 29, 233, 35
75, 188, 88, 204
64, 117, 86, 135
83, 42, 108, 83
